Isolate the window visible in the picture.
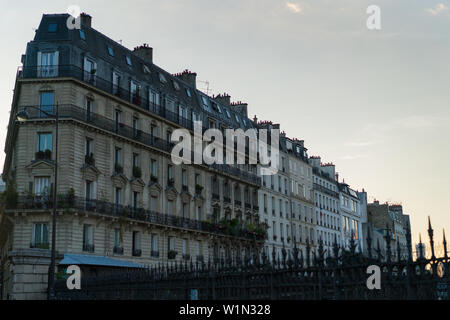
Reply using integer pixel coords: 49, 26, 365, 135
85, 98, 93, 120
34, 177, 50, 196
107, 45, 114, 56
225, 109, 231, 118
182, 239, 188, 257
182, 203, 188, 218
115, 110, 121, 132
39, 91, 54, 116
37, 133, 52, 153
130, 81, 140, 103
132, 231, 141, 256
159, 73, 167, 83
173, 81, 180, 90
38, 51, 58, 77
114, 147, 122, 166
150, 196, 157, 211
151, 234, 159, 255
143, 64, 150, 74
195, 206, 201, 220
83, 224, 94, 252
150, 159, 158, 177
112, 72, 120, 95
32, 223, 49, 248
168, 237, 175, 251
182, 169, 187, 186
132, 192, 139, 209
126, 55, 132, 66
114, 228, 122, 247
83, 58, 96, 83
79, 29, 86, 40
114, 187, 122, 206
235, 114, 240, 123
168, 164, 174, 180
185, 88, 191, 97
48, 23, 57, 32
85, 180, 95, 200
167, 200, 174, 215
85, 138, 93, 159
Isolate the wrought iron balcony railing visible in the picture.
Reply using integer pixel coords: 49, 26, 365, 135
11, 195, 266, 242
15, 103, 260, 185
113, 246, 123, 255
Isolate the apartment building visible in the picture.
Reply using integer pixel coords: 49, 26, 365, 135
309, 157, 340, 258
0, 13, 265, 299
338, 181, 363, 252
286, 137, 316, 258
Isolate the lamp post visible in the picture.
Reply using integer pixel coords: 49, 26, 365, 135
16, 103, 59, 300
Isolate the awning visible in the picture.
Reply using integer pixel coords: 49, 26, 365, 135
59, 253, 144, 269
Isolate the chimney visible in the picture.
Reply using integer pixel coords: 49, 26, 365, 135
174, 69, 197, 89
230, 101, 248, 117
133, 44, 153, 64
214, 93, 231, 107
80, 13, 92, 28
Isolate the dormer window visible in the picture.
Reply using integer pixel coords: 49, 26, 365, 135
217, 105, 222, 113
125, 55, 132, 66
185, 88, 191, 97
48, 23, 57, 32
79, 29, 86, 41
173, 81, 180, 90
225, 109, 231, 118
235, 114, 240, 122
143, 65, 150, 74
159, 73, 167, 83
108, 46, 114, 57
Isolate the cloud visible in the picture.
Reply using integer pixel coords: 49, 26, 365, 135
427, 3, 448, 15
286, 2, 302, 13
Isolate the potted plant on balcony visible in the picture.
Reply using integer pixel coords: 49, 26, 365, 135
168, 250, 177, 259
2, 180, 18, 209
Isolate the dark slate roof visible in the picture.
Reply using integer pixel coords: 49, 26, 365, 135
32, 13, 255, 131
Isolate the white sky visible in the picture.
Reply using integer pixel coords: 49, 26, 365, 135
0, 0, 449, 248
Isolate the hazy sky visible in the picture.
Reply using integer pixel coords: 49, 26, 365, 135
0, 0, 449, 249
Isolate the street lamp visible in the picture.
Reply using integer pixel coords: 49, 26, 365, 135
16, 103, 59, 300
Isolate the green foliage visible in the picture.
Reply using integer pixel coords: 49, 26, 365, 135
2, 178, 18, 209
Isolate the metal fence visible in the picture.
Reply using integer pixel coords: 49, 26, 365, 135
54, 220, 450, 300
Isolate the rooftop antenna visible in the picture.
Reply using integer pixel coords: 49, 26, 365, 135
197, 80, 211, 96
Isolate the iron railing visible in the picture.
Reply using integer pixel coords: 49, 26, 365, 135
12, 195, 267, 242
54, 220, 450, 300
16, 103, 261, 185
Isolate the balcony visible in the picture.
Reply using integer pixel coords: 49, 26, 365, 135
113, 246, 123, 255
167, 178, 175, 187
168, 250, 177, 260
132, 249, 142, 257
132, 166, 142, 179
85, 153, 95, 166
196, 255, 204, 262
114, 163, 123, 174
35, 150, 52, 161
195, 184, 203, 195
18, 65, 261, 186
182, 185, 188, 192
151, 250, 159, 258
150, 175, 158, 183
223, 196, 231, 203
182, 254, 190, 261
83, 244, 95, 253
30, 242, 49, 249
212, 193, 220, 201
11, 195, 267, 242
234, 200, 242, 207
